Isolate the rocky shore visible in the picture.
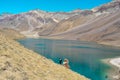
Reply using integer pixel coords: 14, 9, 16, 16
109, 58, 120, 80
102, 58, 120, 80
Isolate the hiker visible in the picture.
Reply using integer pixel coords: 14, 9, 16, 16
105, 75, 108, 79
63, 58, 70, 69
59, 58, 62, 64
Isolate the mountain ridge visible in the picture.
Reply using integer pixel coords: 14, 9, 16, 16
0, 0, 120, 47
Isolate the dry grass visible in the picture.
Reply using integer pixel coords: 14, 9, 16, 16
0, 31, 89, 80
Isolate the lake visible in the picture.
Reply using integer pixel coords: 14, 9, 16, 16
18, 38, 120, 80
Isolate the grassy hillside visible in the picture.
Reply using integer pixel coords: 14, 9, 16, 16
0, 30, 88, 80
0, 28, 25, 39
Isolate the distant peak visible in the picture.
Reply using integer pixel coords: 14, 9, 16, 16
92, 0, 120, 13
29, 9, 47, 13
72, 9, 82, 13
113, 0, 120, 2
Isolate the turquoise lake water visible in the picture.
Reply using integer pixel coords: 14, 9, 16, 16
18, 38, 120, 80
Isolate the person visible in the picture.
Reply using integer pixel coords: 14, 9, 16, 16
59, 58, 62, 64
63, 58, 70, 69
105, 75, 108, 79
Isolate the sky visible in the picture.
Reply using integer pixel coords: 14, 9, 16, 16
0, 0, 112, 14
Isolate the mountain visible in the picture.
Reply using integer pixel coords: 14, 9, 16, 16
0, 10, 82, 37
0, 0, 120, 46
92, 0, 120, 13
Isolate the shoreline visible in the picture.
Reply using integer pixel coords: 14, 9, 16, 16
21, 36, 120, 80
102, 58, 120, 80
99, 42, 120, 48
23, 34, 120, 48
110, 58, 120, 68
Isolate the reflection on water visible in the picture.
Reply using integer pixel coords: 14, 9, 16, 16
18, 38, 120, 80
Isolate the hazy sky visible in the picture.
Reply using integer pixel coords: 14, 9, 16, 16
0, 0, 112, 14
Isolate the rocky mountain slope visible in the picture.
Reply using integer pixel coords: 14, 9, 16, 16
0, 29, 88, 80
55, 11, 120, 46
0, 10, 82, 37
0, 0, 120, 46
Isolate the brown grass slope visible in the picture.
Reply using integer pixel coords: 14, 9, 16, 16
0, 28, 25, 39
0, 31, 88, 80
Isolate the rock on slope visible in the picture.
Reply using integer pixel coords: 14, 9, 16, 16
0, 32, 88, 80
